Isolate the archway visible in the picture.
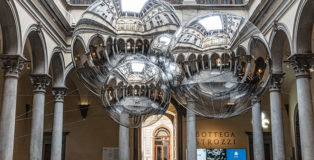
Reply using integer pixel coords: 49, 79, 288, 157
153, 127, 171, 160
294, 0, 314, 54
0, 0, 20, 55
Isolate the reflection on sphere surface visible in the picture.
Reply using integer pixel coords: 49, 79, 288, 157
72, 0, 180, 127
169, 12, 271, 118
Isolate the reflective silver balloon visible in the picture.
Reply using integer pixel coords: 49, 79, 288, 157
169, 12, 271, 118
72, 0, 181, 127
102, 55, 171, 127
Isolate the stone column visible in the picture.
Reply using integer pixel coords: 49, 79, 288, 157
50, 87, 67, 160
287, 54, 314, 160
252, 97, 265, 160
186, 103, 197, 160
30, 74, 51, 160
0, 55, 26, 160
269, 73, 285, 160
119, 115, 129, 160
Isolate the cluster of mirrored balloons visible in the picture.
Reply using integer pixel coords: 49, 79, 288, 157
72, 0, 271, 128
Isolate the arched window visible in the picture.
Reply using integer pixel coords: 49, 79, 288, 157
153, 127, 170, 160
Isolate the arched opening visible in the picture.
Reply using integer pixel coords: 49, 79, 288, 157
144, 39, 150, 54
236, 47, 247, 79
270, 29, 291, 73
221, 53, 231, 70
153, 127, 171, 160
118, 39, 125, 53
0, 0, 19, 54
141, 113, 176, 160
107, 37, 114, 58
89, 36, 105, 65
295, 1, 314, 54
136, 39, 143, 53
126, 39, 135, 53
188, 54, 197, 75
50, 50, 65, 87
211, 53, 220, 70
23, 28, 47, 74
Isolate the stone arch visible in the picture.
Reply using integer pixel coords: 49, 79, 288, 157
88, 35, 106, 65
136, 39, 143, 53
87, 34, 105, 49
0, 0, 21, 55
211, 53, 220, 69
126, 39, 135, 53
49, 47, 66, 87
106, 36, 114, 56
269, 24, 292, 73
118, 38, 125, 53
22, 24, 48, 74
236, 45, 248, 56
72, 35, 89, 68
293, 0, 314, 54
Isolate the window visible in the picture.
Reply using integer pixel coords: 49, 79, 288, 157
153, 127, 170, 160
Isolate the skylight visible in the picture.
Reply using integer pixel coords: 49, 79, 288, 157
131, 62, 145, 72
121, 0, 148, 13
160, 37, 171, 45
199, 16, 223, 31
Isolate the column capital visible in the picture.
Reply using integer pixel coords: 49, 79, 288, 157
251, 96, 261, 105
269, 73, 285, 92
30, 74, 51, 93
52, 87, 67, 103
285, 53, 314, 79
0, 54, 28, 78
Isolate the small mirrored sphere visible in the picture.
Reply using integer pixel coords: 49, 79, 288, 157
72, 0, 181, 127
169, 12, 271, 118
102, 55, 171, 127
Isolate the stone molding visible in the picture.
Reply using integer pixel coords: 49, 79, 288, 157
286, 53, 314, 79
269, 73, 284, 92
30, 74, 51, 93
0, 55, 28, 78
52, 87, 67, 103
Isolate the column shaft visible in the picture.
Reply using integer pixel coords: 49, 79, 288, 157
119, 125, 129, 160
296, 77, 314, 160
51, 101, 63, 160
30, 92, 46, 160
186, 105, 196, 160
50, 87, 66, 160
0, 76, 18, 160
30, 74, 50, 160
286, 54, 314, 160
270, 90, 285, 160
0, 55, 25, 160
252, 100, 265, 160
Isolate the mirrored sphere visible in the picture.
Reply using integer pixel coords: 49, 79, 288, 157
169, 12, 271, 118
102, 55, 171, 127
72, 0, 181, 127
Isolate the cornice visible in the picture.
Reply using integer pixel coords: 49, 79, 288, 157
18, 0, 71, 52
249, 0, 296, 34
39, 0, 73, 35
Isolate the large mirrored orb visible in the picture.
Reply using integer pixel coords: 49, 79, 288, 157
71, 0, 181, 127
102, 55, 171, 127
169, 12, 271, 118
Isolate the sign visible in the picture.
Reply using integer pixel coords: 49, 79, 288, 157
102, 147, 118, 160
197, 131, 236, 146
197, 149, 246, 160
226, 149, 246, 160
